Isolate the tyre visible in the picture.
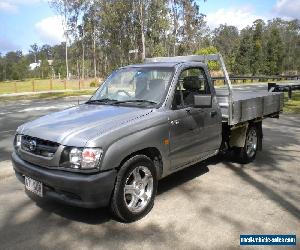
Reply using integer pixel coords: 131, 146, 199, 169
234, 125, 258, 164
110, 155, 157, 222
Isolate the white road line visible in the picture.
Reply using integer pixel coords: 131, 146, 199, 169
0, 112, 12, 115
0, 130, 15, 134
0, 104, 75, 116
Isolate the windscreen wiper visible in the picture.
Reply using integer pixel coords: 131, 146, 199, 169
86, 98, 118, 104
113, 99, 158, 105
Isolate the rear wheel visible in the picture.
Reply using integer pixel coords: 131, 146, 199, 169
235, 125, 258, 163
110, 155, 157, 222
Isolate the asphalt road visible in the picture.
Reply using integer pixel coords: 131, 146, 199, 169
0, 95, 299, 250
0, 96, 90, 162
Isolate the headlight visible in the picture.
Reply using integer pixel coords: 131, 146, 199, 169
68, 147, 103, 170
69, 148, 82, 168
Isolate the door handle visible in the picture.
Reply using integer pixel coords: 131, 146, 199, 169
186, 108, 192, 114
210, 110, 217, 117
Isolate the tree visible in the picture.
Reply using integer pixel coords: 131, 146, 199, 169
49, 0, 69, 79
40, 58, 50, 79
195, 46, 219, 70
2, 4, 300, 81
234, 28, 253, 75
82, 4, 100, 78
169, 0, 180, 56
77, 24, 85, 79
134, 0, 148, 60
49, 0, 86, 79
179, 0, 208, 54
40, 45, 53, 59
3, 51, 29, 80
52, 43, 67, 78
29, 43, 39, 63
146, 0, 170, 57
265, 28, 283, 75
250, 19, 265, 75
213, 25, 239, 72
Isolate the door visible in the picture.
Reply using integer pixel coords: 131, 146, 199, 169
169, 107, 204, 169
169, 67, 222, 169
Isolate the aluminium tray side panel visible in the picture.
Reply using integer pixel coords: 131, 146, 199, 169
216, 90, 284, 125
229, 92, 283, 125
231, 97, 263, 124
263, 93, 283, 115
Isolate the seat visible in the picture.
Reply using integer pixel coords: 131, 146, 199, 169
143, 79, 165, 102
182, 76, 201, 106
135, 75, 148, 99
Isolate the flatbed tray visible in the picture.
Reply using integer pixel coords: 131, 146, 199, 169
216, 86, 284, 125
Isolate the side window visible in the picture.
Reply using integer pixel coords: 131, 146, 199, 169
172, 67, 210, 109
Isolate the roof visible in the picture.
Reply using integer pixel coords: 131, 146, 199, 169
123, 61, 181, 68
123, 54, 224, 69
122, 61, 207, 69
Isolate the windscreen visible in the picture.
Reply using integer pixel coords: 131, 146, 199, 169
91, 67, 174, 106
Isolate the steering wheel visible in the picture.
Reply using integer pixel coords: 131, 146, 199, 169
116, 90, 132, 98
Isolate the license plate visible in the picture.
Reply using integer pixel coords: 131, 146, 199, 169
25, 176, 43, 197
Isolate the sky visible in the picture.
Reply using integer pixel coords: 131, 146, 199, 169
0, 0, 299, 54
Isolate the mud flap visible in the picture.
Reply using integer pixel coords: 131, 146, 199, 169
229, 123, 248, 148
255, 121, 263, 151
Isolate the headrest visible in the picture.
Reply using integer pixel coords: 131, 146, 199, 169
149, 79, 165, 91
135, 76, 148, 94
182, 76, 200, 91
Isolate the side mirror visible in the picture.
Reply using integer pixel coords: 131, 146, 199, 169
194, 94, 212, 107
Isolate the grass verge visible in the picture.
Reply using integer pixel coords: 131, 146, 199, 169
0, 78, 99, 94
0, 90, 95, 102
283, 91, 300, 114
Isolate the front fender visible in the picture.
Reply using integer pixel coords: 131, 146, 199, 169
100, 122, 170, 175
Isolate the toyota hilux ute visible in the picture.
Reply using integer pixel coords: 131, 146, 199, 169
12, 54, 283, 222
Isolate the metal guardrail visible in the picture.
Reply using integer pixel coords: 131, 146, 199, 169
268, 82, 300, 99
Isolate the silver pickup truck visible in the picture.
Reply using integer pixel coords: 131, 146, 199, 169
12, 54, 283, 222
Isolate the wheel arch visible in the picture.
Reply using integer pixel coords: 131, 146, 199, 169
117, 147, 163, 179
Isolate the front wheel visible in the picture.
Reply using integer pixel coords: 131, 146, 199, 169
110, 155, 157, 222
234, 125, 258, 164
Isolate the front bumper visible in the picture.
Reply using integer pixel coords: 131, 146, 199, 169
12, 152, 117, 208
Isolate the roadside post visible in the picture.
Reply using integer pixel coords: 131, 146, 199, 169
288, 86, 292, 99
31, 80, 35, 92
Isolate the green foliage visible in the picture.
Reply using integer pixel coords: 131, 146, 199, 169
234, 28, 253, 75
0, 51, 29, 81
40, 58, 50, 79
195, 46, 219, 70
1, 1, 300, 82
89, 80, 97, 87
250, 19, 265, 75
146, 0, 170, 57
284, 91, 300, 114
213, 25, 239, 72
265, 28, 283, 75
196, 46, 218, 54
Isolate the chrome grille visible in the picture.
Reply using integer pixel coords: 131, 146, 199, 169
21, 135, 59, 157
